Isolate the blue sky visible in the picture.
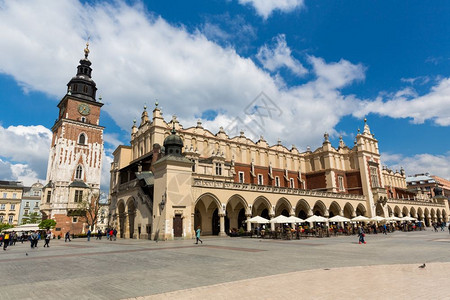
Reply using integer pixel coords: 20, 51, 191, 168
0, 0, 449, 190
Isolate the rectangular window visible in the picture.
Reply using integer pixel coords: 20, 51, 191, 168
370, 166, 379, 188
290, 178, 295, 188
72, 217, 78, 223
338, 176, 345, 191
10, 204, 15, 210
215, 163, 222, 176
12, 193, 17, 199
275, 176, 280, 187
74, 190, 83, 203
238, 172, 245, 183
8, 215, 13, 224
33, 191, 40, 196
0, 215, 3, 222
24, 209, 29, 215
34, 202, 39, 208
257, 174, 263, 185
25, 202, 30, 208
46, 191, 52, 203
2, 193, 6, 198
0, 204, 5, 210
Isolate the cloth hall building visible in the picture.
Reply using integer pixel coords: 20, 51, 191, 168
108, 105, 449, 240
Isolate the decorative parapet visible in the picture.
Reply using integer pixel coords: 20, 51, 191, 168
193, 179, 366, 201
387, 198, 445, 207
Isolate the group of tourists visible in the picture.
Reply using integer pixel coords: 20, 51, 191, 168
0, 229, 52, 250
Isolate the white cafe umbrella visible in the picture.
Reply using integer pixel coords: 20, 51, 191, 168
286, 216, 305, 223
269, 215, 291, 224
385, 216, 402, 222
246, 216, 270, 224
400, 216, 417, 221
328, 215, 351, 222
305, 215, 328, 223
351, 215, 370, 222
370, 216, 386, 222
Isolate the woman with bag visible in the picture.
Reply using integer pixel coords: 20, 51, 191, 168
358, 226, 366, 244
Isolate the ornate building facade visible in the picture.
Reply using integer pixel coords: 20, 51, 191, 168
41, 44, 104, 234
109, 104, 449, 240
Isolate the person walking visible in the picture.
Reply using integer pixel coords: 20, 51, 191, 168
30, 231, 39, 249
3, 232, 10, 250
113, 228, 117, 241
383, 223, 387, 235
96, 229, 102, 240
109, 229, 114, 241
65, 231, 71, 242
195, 226, 203, 244
358, 226, 366, 244
87, 229, 91, 242
43, 230, 51, 248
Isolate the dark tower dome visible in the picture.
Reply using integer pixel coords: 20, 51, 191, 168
163, 124, 183, 156
66, 42, 97, 102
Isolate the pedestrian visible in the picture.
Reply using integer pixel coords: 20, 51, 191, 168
96, 229, 102, 240
65, 231, 71, 242
113, 228, 117, 241
11, 231, 17, 245
31, 231, 39, 249
109, 229, 113, 241
358, 226, 366, 244
383, 223, 387, 235
448, 223, 450, 234
21, 232, 25, 243
87, 229, 91, 241
195, 226, 203, 244
44, 230, 51, 247
106, 228, 110, 240
3, 232, 10, 250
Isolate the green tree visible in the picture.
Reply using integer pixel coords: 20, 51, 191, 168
39, 219, 56, 230
77, 191, 102, 231
22, 212, 42, 225
0, 223, 13, 232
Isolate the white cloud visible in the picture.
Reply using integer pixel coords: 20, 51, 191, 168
0, 125, 51, 183
382, 152, 450, 180
237, 0, 305, 19
355, 78, 450, 125
256, 34, 307, 76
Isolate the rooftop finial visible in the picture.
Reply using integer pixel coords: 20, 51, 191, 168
84, 38, 90, 59
155, 100, 159, 107
171, 121, 176, 134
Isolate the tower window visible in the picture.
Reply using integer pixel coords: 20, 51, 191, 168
74, 190, 83, 203
238, 172, 245, 183
78, 133, 86, 144
75, 165, 83, 180
46, 191, 51, 203
73, 84, 78, 92
338, 176, 345, 191
81, 117, 86, 123
83, 86, 88, 93
290, 178, 295, 188
275, 176, 280, 187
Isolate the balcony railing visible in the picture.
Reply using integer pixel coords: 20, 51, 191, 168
193, 179, 366, 200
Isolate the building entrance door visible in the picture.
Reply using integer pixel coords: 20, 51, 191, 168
173, 214, 183, 237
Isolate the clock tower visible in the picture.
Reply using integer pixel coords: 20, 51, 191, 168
41, 43, 104, 234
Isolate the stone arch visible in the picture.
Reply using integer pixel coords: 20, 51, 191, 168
226, 194, 249, 233
126, 197, 137, 239
394, 206, 401, 217
295, 199, 311, 219
252, 196, 272, 219
387, 205, 393, 217
402, 206, 409, 217
356, 203, 367, 216
410, 207, 417, 218
431, 208, 436, 221
195, 193, 223, 235
328, 201, 342, 218
417, 207, 424, 220
436, 209, 442, 222
424, 208, 430, 226
117, 199, 126, 238
275, 197, 293, 217
312, 200, 327, 216
442, 209, 448, 222
343, 202, 355, 218
375, 203, 385, 217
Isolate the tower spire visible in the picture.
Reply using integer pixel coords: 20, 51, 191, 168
84, 39, 90, 59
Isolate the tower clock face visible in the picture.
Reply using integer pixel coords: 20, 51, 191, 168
78, 103, 90, 115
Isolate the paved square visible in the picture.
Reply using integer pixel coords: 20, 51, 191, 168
1, 230, 450, 299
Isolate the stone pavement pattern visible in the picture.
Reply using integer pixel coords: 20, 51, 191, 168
0, 230, 450, 299
136, 262, 450, 300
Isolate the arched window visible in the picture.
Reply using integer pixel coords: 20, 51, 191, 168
75, 165, 83, 180
73, 84, 78, 92
83, 85, 88, 93
78, 133, 86, 144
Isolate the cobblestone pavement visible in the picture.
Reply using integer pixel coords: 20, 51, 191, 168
1, 230, 450, 299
